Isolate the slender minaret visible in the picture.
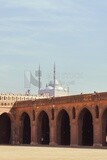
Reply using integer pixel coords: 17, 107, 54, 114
53, 63, 56, 97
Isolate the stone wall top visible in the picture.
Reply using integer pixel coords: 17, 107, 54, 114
13, 92, 107, 108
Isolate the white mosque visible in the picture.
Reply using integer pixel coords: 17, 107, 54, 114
39, 79, 69, 97
0, 65, 69, 110
38, 64, 69, 97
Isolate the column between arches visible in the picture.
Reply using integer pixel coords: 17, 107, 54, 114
49, 120, 57, 146
93, 118, 102, 147
70, 119, 78, 146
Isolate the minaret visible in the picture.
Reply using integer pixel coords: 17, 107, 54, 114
53, 63, 56, 97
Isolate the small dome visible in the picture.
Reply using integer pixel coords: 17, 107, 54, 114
57, 86, 63, 90
47, 86, 53, 90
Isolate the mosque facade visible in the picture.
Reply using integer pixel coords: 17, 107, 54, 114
0, 92, 107, 147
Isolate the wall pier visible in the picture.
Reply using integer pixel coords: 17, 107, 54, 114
31, 121, 36, 145
70, 120, 78, 147
49, 121, 57, 146
93, 118, 102, 147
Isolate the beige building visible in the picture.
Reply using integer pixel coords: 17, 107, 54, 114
0, 93, 38, 114
0, 93, 37, 106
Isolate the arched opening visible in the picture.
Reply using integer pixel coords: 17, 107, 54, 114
78, 108, 93, 146
57, 110, 70, 145
0, 113, 11, 144
102, 109, 107, 146
37, 111, 50, 144
21, 112, 31, 144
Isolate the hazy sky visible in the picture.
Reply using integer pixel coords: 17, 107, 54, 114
0, 0, 107, 95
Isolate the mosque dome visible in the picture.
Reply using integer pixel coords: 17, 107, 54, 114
39, 79, 69, 97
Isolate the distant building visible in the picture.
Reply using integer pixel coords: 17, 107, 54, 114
0, 93, 37, 108
39, 79, 69, 97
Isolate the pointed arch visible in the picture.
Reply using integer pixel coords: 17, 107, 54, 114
102, 108, 107, 146
0, 113, 11, 144
56, 109, 70, 145
20, 112, 31, 144
78, 108, 93, 146
37, 111, 50, 144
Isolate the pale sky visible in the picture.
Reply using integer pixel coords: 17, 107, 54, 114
0, 0, 107, 95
